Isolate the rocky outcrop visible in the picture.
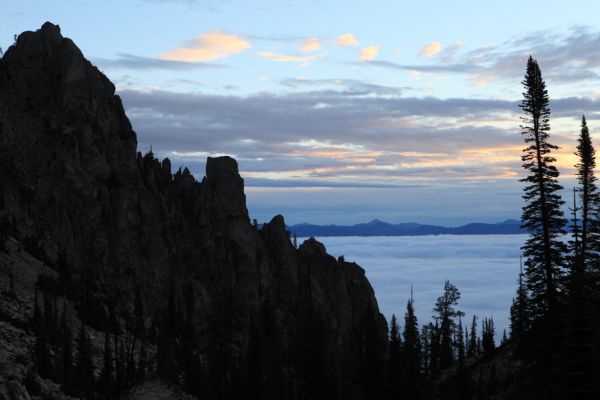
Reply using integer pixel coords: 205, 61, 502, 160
0, 23, 387, 399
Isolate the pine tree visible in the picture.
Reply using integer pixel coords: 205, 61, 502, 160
501, 329, 508, 345
428, 321, 440, 378
569, 187, 581, 272
74, 324, 95, 395
481, 317, 495, 356
573, 115, 600, 278
456, 317, 465, 367
519, 56, 567, 319
510, 256, 529, 338
455, 317, 471, 400
467, 316, 478, 358
403, 292, 422, 386
563, 117, 600, 398
420, 326, 430, 375
387, 314, 402, 398
433, 281, 463, 370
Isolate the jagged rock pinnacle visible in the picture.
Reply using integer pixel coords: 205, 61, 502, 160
206, 156, 248, 218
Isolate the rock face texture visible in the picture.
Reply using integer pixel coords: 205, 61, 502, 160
0, 23, 387, 399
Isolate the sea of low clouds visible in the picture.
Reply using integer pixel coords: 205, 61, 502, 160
306, 234, 527, 341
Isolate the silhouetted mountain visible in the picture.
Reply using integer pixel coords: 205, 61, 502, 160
0, 23, 387, 400
289, 219, 526, 237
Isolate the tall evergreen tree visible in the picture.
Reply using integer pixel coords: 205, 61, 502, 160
387, 314, 402, 399
569, 187, 581, 270
420, 326, 430, 375
433, 281, 463, 370
519, 56, 566, 319
501, 330, 508, 345
403, 292, 422, 399
510, 257, 529, 338
428, 321, 440, 378
481, 317, 496, 356
456, 317, 465, 367
563, 116, 600, 398
455, 317, 471, 400
467, 315, 478, 358
573, 115, 600, 277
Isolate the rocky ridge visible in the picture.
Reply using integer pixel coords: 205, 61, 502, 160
0, 23, 387, 399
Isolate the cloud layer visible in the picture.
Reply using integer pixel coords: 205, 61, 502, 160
96, 25, 600, 225
311, 234, 526, 340
120, 83, 596, 192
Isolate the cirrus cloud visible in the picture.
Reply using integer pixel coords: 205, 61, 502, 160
259, 51, 322, 67
301, 37, 321, 52
161, 31, 250, 62
94, 53, 226, 70
419, 41, 442, 57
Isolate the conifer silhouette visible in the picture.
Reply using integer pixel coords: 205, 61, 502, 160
519, 56, 566, 319
573, 115, 600, 277
387, 314, 402, 398
403, 292, 422, 399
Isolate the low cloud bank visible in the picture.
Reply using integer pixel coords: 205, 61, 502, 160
309, 234, 526, 340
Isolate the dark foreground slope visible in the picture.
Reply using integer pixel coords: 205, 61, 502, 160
0, 23, 387, 400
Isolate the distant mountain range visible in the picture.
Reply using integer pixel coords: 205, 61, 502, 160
289, 219, 526, 237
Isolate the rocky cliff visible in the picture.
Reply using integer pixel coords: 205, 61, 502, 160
0, 23, 387, 400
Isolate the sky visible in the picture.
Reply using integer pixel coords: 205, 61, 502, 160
315, 234, 526, 340
4, 1, 600, 225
